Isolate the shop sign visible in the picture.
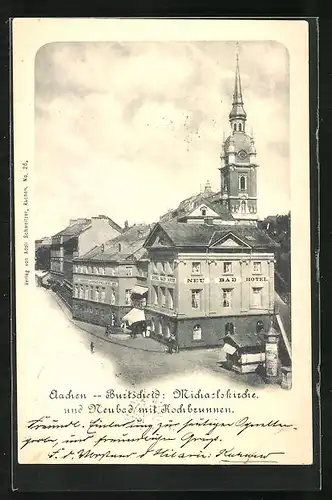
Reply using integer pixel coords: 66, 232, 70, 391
216, 276, 241, 284
151, 274, 176, 283
245, 276, 269, 282
186, 277, 209, 284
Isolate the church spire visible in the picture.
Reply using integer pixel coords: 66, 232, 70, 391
229, 43, 247, 133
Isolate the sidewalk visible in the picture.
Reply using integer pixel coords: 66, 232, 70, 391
52, 291, 166, 353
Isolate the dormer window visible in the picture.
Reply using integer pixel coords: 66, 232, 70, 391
118, 243, 122, 252
200, 206, 207, 216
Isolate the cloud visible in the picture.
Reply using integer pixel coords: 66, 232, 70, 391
34, 41, 290, 236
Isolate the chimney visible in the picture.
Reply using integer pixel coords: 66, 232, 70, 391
124, 220, 129, 230
204, 180, 212, 193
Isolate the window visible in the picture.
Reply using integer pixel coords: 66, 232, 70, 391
191, 289, 202, 309
159, 262, 165, 274
84, 286, 89, 300
253, 261, 261, 274
79, 285, 84, 299
160, 287, 166, 307
223, 262, 232, 274
118, 244, 122, 252
84, 266, 88, 274
256, 320, 264, 333
168, 288, 174, 309
99, 267, 104, 275
192, 262, 201, 275
125, 267, 133, 276
152, 286, 158, 305
240, 200, 247, 213
110, 267, 116, 276
125, 289, 131, 305
101, 288, 106, 303
222, 289, 232, 308
168, 261, 174, 274
74, 285, 79, 298
95, 287, 100, 301
94, 266, 98, 274
157, 320, 163, 336
225, 322, 235, 335
90, 286, 94, 300
88, 266, 92, 274
110, 289, 116, 305
234, 123, 237, 132
239, 175, 247, 191
252, 287, 263, 308
238, 123, 242, 132
151, 319, 155, 332
200, 206, 207, 216
193, 325, 202, 341
165, 324, 171, 339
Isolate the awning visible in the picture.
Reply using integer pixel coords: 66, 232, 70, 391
222, 343, 237, 355
122, 308, 146, 326
131, 285, 148, 295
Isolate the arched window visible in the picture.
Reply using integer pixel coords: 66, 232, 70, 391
240, 200, 247, 213
193, 324, 202, 341
256, 320, 264, 333
200, 206, 207, 216
225, 322, 235, 335
240, 175, 246, 190
238, 123, 242, 132
233, 123, 237, 132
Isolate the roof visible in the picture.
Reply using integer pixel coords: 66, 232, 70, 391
148, 222, 279, 250
224, 132, 252, 153
53, 216, 123, 240
53, 219, 91, 238
159, 189, 221, 222
224, 332, 265, 349
76, 223, 154, 263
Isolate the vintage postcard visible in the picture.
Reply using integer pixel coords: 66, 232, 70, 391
12, 18, 314, 471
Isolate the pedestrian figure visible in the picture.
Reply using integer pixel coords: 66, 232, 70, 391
90, 341, 95, 354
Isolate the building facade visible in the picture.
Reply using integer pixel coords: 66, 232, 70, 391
72, 224, 151, 327
142, 50, 279, 349
49, 215, 123, 308
143, 223, 278, 349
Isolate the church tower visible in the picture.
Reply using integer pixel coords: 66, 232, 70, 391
220, 46, 258, 225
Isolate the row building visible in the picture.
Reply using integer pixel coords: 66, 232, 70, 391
49, 215, 123, 307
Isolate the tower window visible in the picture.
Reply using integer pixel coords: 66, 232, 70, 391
238, 123, 242, 131
234, 123, 237, 132
239, 175, 247, 191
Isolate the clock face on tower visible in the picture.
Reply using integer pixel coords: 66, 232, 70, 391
237, 150, 247, 160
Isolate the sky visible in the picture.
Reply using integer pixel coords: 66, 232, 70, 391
34, 40, 290, 237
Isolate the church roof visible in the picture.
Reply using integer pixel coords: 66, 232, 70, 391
224, 132, 252, 153
159, 190, 234, 222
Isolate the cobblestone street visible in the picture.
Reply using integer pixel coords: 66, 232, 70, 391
48, 288, 267, 387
